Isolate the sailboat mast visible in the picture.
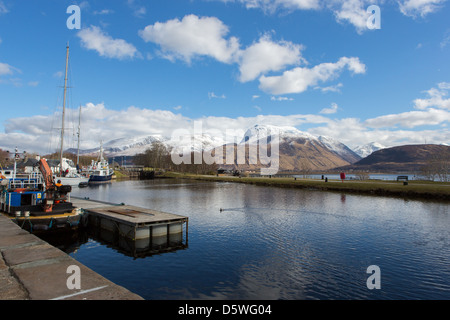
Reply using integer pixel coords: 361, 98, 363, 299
59, 43, 69, 176
77, 105, 81, 167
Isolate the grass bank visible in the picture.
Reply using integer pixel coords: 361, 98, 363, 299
159, 172, 450, 202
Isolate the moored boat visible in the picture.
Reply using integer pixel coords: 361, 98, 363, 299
52, 157, 90, 187
87, 143, 114, 183
0, 158, 85, 233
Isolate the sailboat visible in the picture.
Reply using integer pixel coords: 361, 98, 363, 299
87, 142, 114, 183
54, 44, 90, 187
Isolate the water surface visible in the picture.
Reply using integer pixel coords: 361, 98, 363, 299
65, 179, 449, 300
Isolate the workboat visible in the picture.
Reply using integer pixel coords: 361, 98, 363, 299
0, 158, 85, 233
87, 143, 114, 183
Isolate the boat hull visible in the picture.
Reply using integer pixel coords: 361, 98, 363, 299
6, 210, 85, 233
57, 176, 90, 187
89, 174, 113, 183
1, 202, 86, 233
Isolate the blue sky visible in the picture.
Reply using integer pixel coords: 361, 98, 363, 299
0, 0, 449, 155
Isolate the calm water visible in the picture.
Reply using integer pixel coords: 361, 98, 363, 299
62, 179, 449, 300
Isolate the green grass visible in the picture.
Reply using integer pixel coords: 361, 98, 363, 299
160, 172, 450, 201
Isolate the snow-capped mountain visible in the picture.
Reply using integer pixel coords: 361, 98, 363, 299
68, 135, 167, 156
353, 142, 385, 158
240, 125, 360, 164
240, 124, 316, 144
166, 133, 227, 154
70, 124, 362, 170
317, 135, 361, 164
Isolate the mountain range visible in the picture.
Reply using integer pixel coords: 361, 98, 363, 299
71, 124, 363, 171
68, 124, 449, 172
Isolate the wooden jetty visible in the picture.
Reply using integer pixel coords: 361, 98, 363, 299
70, 197, 188, 257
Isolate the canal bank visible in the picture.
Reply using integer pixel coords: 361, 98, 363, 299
160, 172, 450, 202
0, 213, 143, 300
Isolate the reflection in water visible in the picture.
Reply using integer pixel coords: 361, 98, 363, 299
40, 222, 188, 260
90, 227, 188, 259
66, 179, 450, 300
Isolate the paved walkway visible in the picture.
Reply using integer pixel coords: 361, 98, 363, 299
0, 214, 143, 300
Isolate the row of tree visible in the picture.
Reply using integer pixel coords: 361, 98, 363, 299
133, 141, 218, 175
421, 150, 450, 182
0, 148, 99, 169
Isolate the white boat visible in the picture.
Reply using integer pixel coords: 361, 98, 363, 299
87, 143, 114, 183
54, 158, 89, 187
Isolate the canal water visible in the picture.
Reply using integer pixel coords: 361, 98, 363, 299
60, 179, 449, 300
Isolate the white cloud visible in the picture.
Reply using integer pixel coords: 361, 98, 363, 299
134, 6, 146, 17
309, 121, 450, 149
315, 82, 344, 93
320, 102, 339, 114
259, 56, 366, 95
0, 62, 17, 77
218, 0, 446, 32
139, 15, 240, 64
0, 1, 8, 15
208, 92, 227, 99
365, 108, 450, 128
413, 82, 450, 110
398, 0, 446, 17
237, 34, 304, 82
1, 101, 448, 154
441, 29, 450, 49
77, 26, 140, 60
93, 9, 114, 15
271, 96, 294, 101
53, 71, 64, 78
331, 0, 373, 34
238, 0, 321, 12
126, 0, 147, 17
138, 14, 364, 96
0, 62, 21, 85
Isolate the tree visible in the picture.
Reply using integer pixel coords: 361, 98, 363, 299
421, 149, 450, 182
134, 141, 171, 169
0, 148, 12, 168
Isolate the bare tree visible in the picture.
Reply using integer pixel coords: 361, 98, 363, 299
421, 149, 450, 182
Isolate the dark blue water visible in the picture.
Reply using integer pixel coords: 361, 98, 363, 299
67, 179, 450, 300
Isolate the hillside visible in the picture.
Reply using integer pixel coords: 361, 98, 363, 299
218, 125, 361, 172
339, 144, 450, 172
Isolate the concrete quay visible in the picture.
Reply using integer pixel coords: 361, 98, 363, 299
0, 214, 143, 300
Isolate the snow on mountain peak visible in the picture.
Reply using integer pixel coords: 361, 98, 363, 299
353, 142, 385, 158
240, 124, 315, 144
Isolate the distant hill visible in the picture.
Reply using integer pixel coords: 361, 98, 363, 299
339, 144, 450, 172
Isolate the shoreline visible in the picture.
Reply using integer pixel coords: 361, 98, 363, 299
158, 172, 450, 202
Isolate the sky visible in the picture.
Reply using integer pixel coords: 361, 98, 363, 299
0, 0, 449, 156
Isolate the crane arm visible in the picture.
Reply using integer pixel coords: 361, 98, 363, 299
39, 158, 55, 190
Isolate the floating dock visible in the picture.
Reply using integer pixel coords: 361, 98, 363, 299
71, 197, 189, 257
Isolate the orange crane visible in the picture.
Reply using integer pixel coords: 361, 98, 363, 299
38, 158, 71, 212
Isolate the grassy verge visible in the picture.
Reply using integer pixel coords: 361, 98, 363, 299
159, 172, 450, 201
